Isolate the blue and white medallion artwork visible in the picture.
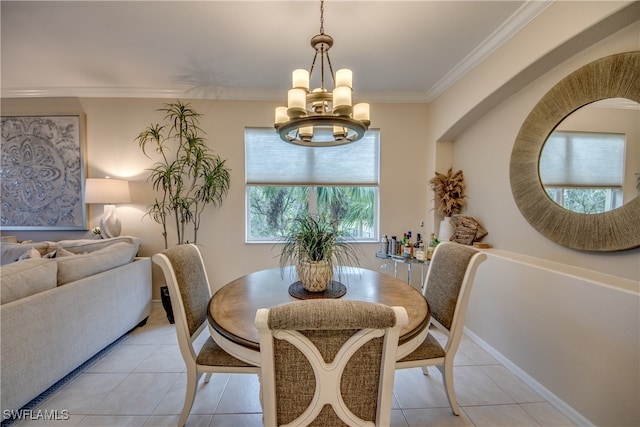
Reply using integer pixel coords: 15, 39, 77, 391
1, 115, 86, 229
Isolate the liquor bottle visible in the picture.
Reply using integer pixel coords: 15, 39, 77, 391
390, 236, 397, 256
403, 231, 413, 259
403, 241, 412, 259
380, 235, 389, 255
414, 233, 426, 260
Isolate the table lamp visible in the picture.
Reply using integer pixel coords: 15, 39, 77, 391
85, 177, 131, 238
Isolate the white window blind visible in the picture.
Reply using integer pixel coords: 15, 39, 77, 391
245, 128, 379, 186
539, 131, 625, 187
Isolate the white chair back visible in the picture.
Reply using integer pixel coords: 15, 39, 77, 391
256, 299, 408, 427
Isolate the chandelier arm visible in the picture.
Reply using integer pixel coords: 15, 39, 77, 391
309, 50, 320, 81
325, 52, 336, 86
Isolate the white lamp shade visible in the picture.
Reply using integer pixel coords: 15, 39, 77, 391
288, 88, 307, 110
292, 69, 310, 90
333, 86, 352, 108
299, 126, 314, 139
333, 126, 347, 139
85, 178, 131, 204
335, 69, 353, 89
275, 106, 289, 124
353, 103, 370, 122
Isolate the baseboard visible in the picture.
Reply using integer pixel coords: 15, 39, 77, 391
463, 326, 595, 427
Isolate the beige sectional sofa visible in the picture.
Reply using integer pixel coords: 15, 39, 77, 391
0, 236, 152, 415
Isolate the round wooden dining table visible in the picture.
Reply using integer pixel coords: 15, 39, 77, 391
207, 266, 430, 366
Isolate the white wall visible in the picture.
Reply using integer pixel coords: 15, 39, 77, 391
451, 20, 640, 282
467, 252, 639, 427
442, 12, 640, 427
1, 98, 429, 296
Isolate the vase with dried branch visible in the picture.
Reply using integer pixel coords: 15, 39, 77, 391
428, 168, 466, 240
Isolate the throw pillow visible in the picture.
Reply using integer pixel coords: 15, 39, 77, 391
56, 242, 137, 286
0, 258, 58, 304
53, 247, 75, 257
52, 236, 141, 255
18, 247, 42, 261
1, 242, 50, 265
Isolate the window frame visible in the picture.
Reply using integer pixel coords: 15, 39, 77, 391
245, 185, 380, 243
244, 128, 380, 244
544, 187, 623, 214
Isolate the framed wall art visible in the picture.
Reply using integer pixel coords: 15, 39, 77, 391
1, 115, 87, 230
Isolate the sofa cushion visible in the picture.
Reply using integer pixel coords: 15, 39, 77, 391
1, 242, 50, 265
53, 247, 75, 258
56, 242, 138, 286
0, 258, 58, 304
18, 247, 42, 261
51, 236, 141, 255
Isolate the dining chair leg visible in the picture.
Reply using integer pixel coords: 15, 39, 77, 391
179, 368, 198, 427
439, 360, 460, 416
204, 373, 212, 383
421, 366, 429, 376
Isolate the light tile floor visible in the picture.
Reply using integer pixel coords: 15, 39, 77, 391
15, 302, 576, 427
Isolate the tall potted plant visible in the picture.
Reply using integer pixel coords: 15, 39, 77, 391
279, 214, 361, 292
136, 101, 230, 249
428, 168, 466, 241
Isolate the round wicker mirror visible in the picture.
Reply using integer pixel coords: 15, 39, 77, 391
510, 51, 640, 251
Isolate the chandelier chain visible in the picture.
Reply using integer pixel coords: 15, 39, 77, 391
319, 0, 325, 34
321, 45, 326, 89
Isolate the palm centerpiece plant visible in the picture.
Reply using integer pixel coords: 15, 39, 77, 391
279, 214, 360, 292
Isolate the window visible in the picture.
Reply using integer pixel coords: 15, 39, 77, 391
245, 128, 380, 242
540, 131, 625, 214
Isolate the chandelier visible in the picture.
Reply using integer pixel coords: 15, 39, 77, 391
274, 1, 370, 147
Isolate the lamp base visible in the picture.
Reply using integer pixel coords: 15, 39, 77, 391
100, 205, 122, 238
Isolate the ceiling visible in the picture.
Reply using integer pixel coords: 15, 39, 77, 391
1, 1, 550, 103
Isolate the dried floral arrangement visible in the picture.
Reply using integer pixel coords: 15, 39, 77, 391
428, 168, 466, 216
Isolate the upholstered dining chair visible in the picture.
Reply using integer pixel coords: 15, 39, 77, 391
153, 244, 259, 427
256, 299, 408, 427
396, 241, 487, 416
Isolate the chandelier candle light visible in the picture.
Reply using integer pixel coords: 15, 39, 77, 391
274, 0, 370, 146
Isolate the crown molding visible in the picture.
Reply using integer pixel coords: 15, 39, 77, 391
1, 87, 190, 100
424, 0, 553, 102
1, 86, 431, 104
